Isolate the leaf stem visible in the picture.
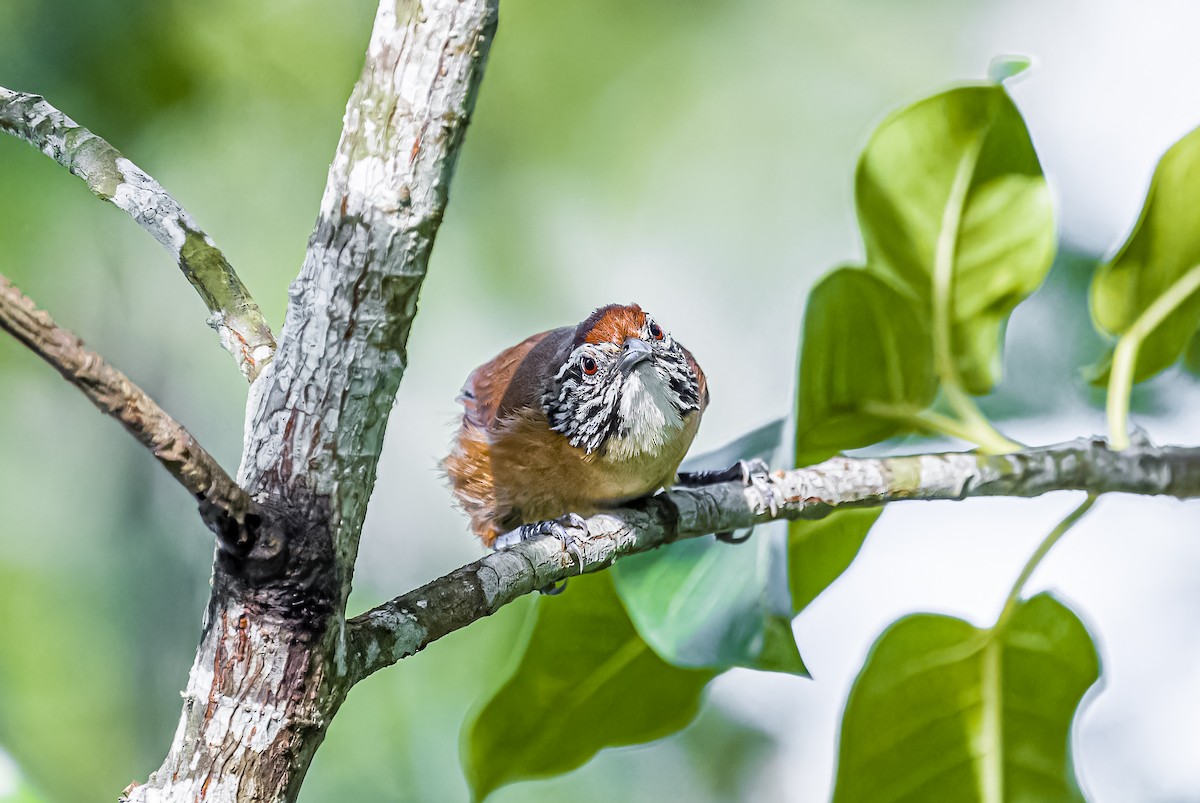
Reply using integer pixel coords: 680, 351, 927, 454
995, 494, 1098, 633
979, 493, 1097, 801
863, 402, 1020, 454
1107, 262, 1200, 450
941, 385, 1022, 454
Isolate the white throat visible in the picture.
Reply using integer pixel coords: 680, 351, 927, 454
603, 364, 684, 461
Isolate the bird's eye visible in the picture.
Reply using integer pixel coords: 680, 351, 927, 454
581, 356, 599, 375
648, 321, 664, 341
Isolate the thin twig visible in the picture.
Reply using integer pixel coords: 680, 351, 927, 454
0, 272, 257, 552
0, 86, 276, 381
344, 437, 1200, 681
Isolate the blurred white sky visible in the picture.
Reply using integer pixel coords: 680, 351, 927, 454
990, 0, 1200, 253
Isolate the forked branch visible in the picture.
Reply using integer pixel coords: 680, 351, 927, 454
345, 437, 1200, 681
0, 87, 276, 381
123, 0, 501, 799
0, 272, 256, 552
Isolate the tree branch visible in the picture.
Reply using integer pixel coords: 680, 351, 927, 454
0, 86, 276, 381
126, 1, 500, 800
238, 0, 499, 596
0, 272, 257, 552
344, 437, 1200, 682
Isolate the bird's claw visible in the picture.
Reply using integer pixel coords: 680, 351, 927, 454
515, 512, 589, 593
679, 459, 777, 545
744, 460, 778, 518
1128, 424, 1155, 449
540, 578, 569, 595
556, 512, 590, 571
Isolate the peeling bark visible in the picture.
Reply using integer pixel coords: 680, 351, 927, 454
238, 0, 496, 595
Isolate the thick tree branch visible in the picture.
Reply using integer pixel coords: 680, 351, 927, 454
344, 437, 1200, 681
127, 2, 500, 800
238, 0, 499, 596
0, 86, 276, 381
0, 272, 256, 551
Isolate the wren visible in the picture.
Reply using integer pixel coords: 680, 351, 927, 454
443, 303, 708, 549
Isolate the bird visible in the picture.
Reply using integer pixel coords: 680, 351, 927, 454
442, 303, 709, 551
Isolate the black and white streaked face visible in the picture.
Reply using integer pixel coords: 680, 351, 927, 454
543, 312, 701, 456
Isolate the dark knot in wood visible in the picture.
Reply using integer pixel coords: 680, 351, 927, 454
213, 490, 339, 631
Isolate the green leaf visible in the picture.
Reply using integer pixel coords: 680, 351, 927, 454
787, 508, 882, 614
833, 593, 1100, 803
1091, 124, 1200, 382
462, 572, 714, 802
987, 55, 1032, 84
612, 420, 808, 676
856, 84, 1055, 394
614, 534, 805, 676
795, 268, 936, 463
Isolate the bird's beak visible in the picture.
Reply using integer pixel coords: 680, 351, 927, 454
618, 338, 653, 375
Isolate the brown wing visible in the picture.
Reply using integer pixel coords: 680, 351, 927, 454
449, 326, 574, 546
459, 332, 547, 430
458, 326, 573, 430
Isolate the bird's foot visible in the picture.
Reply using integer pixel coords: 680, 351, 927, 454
675, 458, 776, 544
496, 513, 590, 594
676, 457, 771, 488
517, 512, 589, 567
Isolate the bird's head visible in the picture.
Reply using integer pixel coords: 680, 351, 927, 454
543, 303, 704, 457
